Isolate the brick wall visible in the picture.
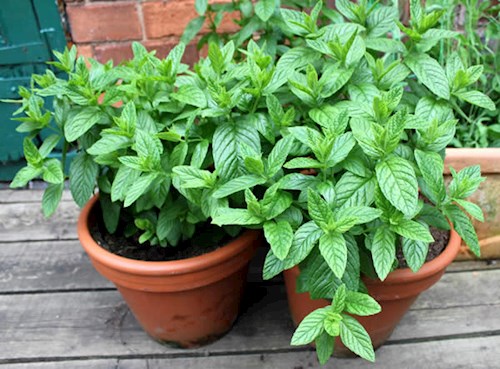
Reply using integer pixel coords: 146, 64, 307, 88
63, 0, 238, 65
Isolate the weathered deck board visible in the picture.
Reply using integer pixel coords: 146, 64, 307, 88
1, 280, 499, 363
0, 189, 73, 204
0, 202, 79, 242
2, 335, 500, 369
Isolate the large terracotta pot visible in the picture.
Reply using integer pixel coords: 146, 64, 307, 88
445, 148, 500, 260
78, 195, 261, 347
283, 228, 461, 356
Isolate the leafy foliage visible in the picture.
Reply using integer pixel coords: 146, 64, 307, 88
8, 0, 491, 364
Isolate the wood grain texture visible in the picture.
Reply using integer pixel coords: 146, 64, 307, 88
2, 336, 500, 369
0, 201, 79, 242
1, 279, 499, 363
0, 189, 73, 204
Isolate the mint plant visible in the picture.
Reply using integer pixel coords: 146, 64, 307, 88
195, 0, 490, 363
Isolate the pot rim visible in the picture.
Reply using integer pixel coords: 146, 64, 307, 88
444, 147, 500, 174
77, 194, 260, 276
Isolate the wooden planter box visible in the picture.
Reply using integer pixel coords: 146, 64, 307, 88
445, 148, 500, 260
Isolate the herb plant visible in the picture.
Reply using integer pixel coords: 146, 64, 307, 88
178, 0, 489, 363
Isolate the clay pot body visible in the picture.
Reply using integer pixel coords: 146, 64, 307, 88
78, 195, 261, 347
445, 148, 500, 260
283, 228, 461, 355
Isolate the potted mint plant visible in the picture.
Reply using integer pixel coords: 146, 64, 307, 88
7, 42, 264, 348
191, 0, 488, 364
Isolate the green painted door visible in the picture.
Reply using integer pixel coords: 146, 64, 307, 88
0, 0, 67, 180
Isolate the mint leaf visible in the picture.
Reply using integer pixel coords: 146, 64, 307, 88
213, 121, 261, 180
391, 219, 434, 242
315, 331, 334, 365
454, 199, 484, 222
371, 226, 396, 280
70, 152, 98, 207
284, 157, 323, 169
448, 165, 484, 199
263, 249, 285, 280
402, 238, 429, 272
212, 208, 262, 226
87, 134, 131, 156
42, 159, 64, 184
124, 173, 158, 207
308, 188, 334, 230
291, 307, 329, 345
319, 232, 347, 279
454, 90, 496, 111
326, 133, 356, 166
285, 221, 323, 268
345, 291, 381, 316
255, 0, 275, 22
213, 175, 265, 198
172, 166, 214, 189
405, 53, 450, 100
414, 149, 445, 203
277, 47, 321, 71
190, 140, 209, 168
444, 204, 480, 256
267, 136, 294, 177
42, 182, 64, 217
335, 173, 376, 208
339, 315, 375, 362
10, 166, 43, 188
264, 220, 294, 260
376, 156, 418, 217
172, 84, 207, 108
65, 107, 103, 142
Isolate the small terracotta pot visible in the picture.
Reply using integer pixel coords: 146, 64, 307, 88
78, 195, 261, 348
445, 148, 500, 260
283, 228, 461, 356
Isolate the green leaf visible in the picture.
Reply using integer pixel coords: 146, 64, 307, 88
254, 0, 275, 22
391, 219, 434, 242
345, 291, 381, 316
376, 156, 418, 217
331, 284, 347, 313
278, 173, 318, 190
172, 84, 207, 108
87, 134, 131, 156
213, 175, 265, 198
448, 165, 484, 199
267, 136, 294, 177
291, 307, 329, 346
195, 0, 207, 15
39, 135, 60, 158
10, 166, 43, 188
414, 149, 445, 203
365, 38, 406, 53
277, 47, 321, 71
418, 204, 450, 230
323, 312, 342, 337
445, 204, 480, 256
172, 166, 214, 189
335, 206, 382, 226
213, 121, 261, 180
335, 173, 376, 208
285, 221, 323, 268
339, 315, 375, 362
402, 238, 429, 272
181, 16, 205, 44
308, 188, 334, 230
454, 199, 484, 222
264, 221, 294, 260
212, 208, 262, 226
319, 232, 347, 279
42, 182, 64, 217
99, 193, 121, 234
65, 107, 103, 142
261, 187, 293, 219
191, 140, 209, 168
326, 133, 356, 166
42, 159, 64, 184
405, 53, 450, 100
371, 226, 396, 280
23, 138, 42, 166
315, 331, 334, 365
111, 166, 140, 202
454, 90, 496, 111
70, 152, 98, 207
124, 173, 158, 207
284, 157, 323, 169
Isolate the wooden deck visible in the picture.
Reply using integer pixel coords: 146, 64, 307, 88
1, 189, 499, 368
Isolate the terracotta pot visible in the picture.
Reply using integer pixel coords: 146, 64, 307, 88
445, 148, 500, 260
283, 228, 461, 356
78, 195, 261, 348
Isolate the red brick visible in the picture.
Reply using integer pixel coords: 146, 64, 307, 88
142, 2, 239, 39
66, 3, 142, 43
144, 40, 200, 65
76, 44, 94, 59
94, 42, 134, 64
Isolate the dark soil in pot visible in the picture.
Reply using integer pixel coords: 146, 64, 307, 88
89, 204, 236, 261
397, 227, 450, 268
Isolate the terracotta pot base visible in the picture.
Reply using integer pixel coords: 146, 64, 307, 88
78, 195, 261, 347
284, 228, 461, 357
